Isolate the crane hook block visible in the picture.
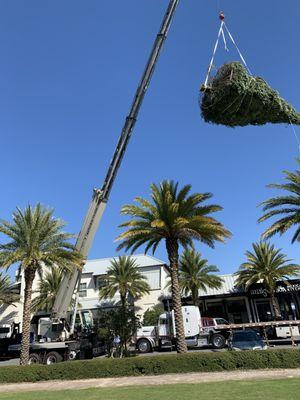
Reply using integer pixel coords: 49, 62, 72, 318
219, 12, 225, 21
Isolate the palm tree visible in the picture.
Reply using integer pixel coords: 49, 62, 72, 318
0, 204, 83, 365
178, 248, 223, 307
259, 160, 300, 242
116, 181, 231, 353
235, 242, 300, 320
99, 256, 150, 310
31, 267, 76, 313
0, 273, 19, 306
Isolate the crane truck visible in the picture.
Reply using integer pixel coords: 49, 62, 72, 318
1, 0, 180, 364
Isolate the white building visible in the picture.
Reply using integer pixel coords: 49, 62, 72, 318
0, 254, 169, 327
79, 254, 169, 316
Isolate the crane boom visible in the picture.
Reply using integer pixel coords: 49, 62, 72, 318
51, 0, 180, 325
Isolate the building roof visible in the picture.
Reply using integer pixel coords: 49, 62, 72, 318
198, 274, 242, 296
162, 273, 243, 298
83, 254, 166, 275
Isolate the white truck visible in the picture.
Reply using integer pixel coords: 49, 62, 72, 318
135, 306, 230, 353
135, 306, 300, 353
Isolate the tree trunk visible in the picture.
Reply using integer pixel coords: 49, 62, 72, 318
20, 267, 36, 365
270, 291, 282, 320
120, 294, 127, 352
192, 287, 200, 308
166, 239, 188, 353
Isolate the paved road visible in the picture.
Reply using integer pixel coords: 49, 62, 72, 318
0, 358, 19, 366
0, 344, 297, 366
1, 368, 300, 393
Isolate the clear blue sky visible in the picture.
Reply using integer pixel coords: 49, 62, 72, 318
1, 0, 300, 278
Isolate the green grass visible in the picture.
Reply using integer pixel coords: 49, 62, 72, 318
0, 379, 300, 400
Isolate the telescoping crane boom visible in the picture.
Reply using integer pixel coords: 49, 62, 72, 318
51, 0, 180, 332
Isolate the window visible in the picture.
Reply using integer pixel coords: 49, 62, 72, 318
141, 267, 161, 290
96, 276, 107, 290
79, 283, 87, 298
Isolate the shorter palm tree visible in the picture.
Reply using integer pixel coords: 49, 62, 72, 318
31, 267, 77, 313
99, 256, 150, 310
259, 160, 300, 242
99, 256, 150, 352
0, 204, 83, 365
235, 242, 300, 320
0, 273, 19, 306
178, 248, 223, 307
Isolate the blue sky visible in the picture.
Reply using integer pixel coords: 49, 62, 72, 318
1, 0, 300, 278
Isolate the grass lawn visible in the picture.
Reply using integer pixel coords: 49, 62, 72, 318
0, 379, 300, 400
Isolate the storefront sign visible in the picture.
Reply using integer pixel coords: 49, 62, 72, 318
250, 282, 300, 297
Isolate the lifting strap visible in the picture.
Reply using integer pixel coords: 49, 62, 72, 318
203, 12, 251, 89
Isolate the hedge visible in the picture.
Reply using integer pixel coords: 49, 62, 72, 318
1, 349, 300, 384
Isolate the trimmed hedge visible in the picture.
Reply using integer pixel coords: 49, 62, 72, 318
1, 349, 300, 384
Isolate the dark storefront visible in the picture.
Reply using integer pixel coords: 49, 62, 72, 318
249, 280, 300, 322
163, 278, 300, 323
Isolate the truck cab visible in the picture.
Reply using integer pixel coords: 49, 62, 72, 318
135, 306, 228, 353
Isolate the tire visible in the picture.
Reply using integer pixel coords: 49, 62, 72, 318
67, 350, 77, 361
137, 339, 152, 353
28, 353, 41, 365
44, 351, 63, 365
211, 333, 226, 349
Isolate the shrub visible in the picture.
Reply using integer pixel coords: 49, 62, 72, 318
1, 349, 300, 384
143, 304, 164, 326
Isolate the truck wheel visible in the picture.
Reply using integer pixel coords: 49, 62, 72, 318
28, 353, 41, 364
45, 351, 63, 365
137, 339, 152, 353
211, 334, 226, 349
67, 351, 77, 361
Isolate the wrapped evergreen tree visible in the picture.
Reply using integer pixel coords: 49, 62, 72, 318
200, 62, 300, 127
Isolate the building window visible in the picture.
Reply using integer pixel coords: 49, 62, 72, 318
96, 276, 107, 290
79, 283, 87, 298
140, 267, 161, 290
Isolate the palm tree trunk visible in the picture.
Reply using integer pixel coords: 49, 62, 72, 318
192, 288, 200, 308
20, 267, 36, 365
166, 239, 188, 354
120, 294, 127, 352
270, 291, 282, 320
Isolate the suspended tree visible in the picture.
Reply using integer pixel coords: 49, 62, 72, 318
201, 62, 300, 127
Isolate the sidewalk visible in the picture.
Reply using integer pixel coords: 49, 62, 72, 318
1, 368, 300, 393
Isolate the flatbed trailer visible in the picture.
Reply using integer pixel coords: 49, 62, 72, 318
216, 320, 300, 346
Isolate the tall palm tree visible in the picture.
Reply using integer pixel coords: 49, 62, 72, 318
116, 181, 231, 353
99, 256, 150, 310
0, 204, 83, 365
0, 273, 19, 306
259, 160, 300, 242
31, 267, 76, 313
178, 248, 223, 307
235, 242, 300, 320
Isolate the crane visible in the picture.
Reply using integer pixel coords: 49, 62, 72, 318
51, 0, 180, 335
